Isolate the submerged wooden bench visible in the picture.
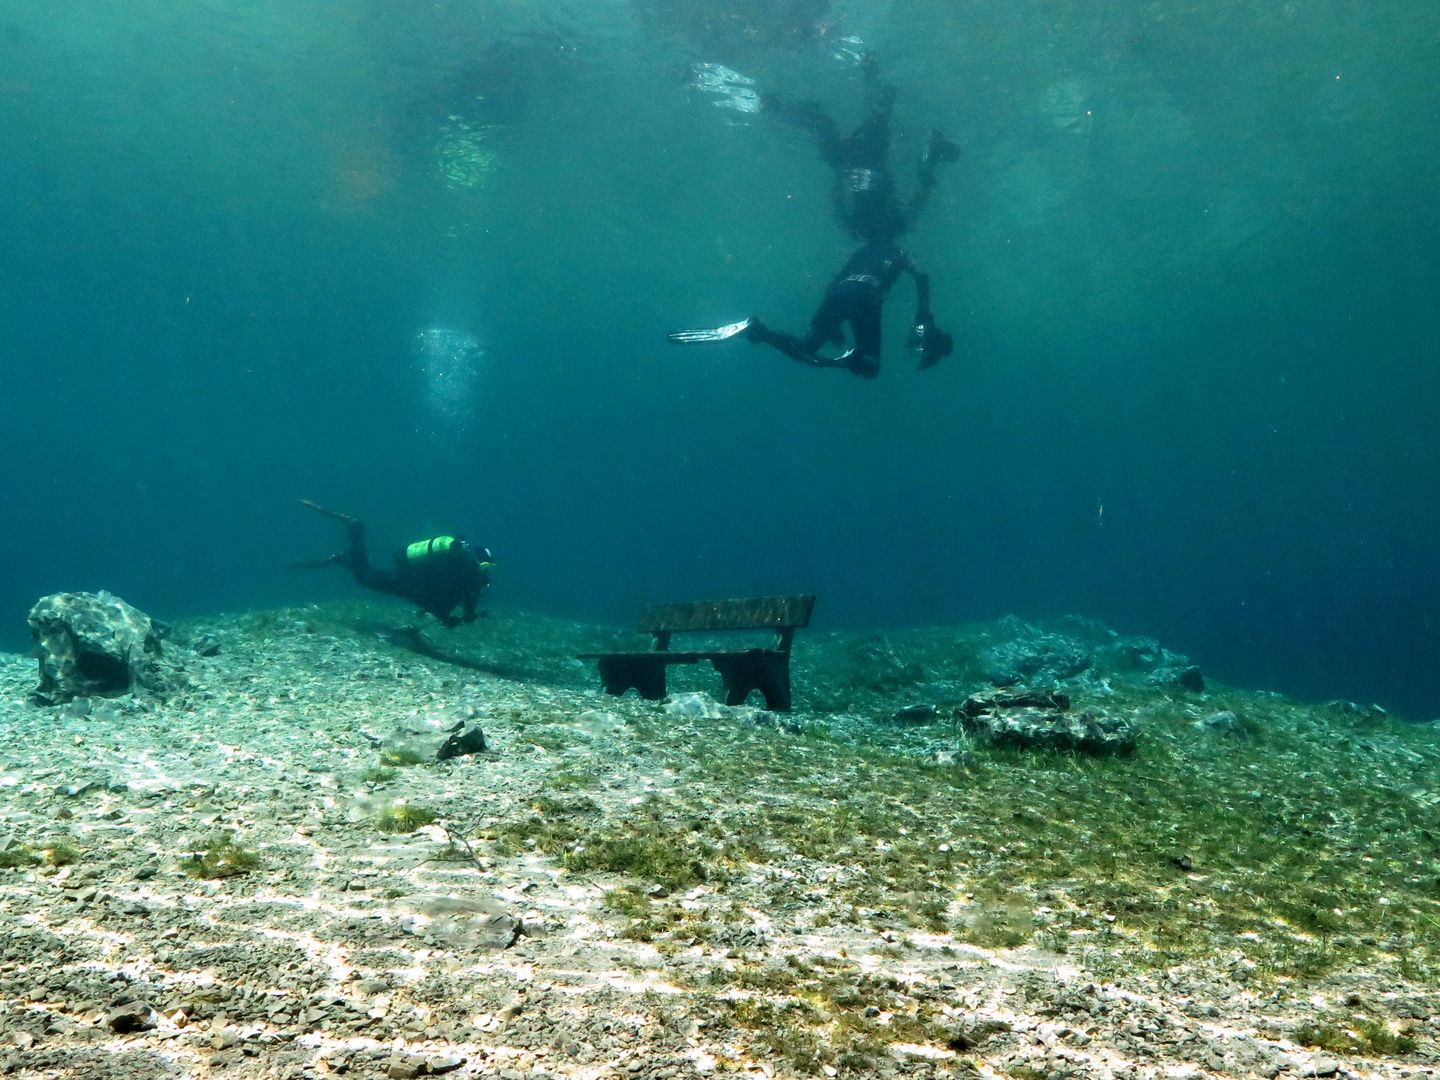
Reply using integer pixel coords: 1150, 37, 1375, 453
579, 595, 815, 712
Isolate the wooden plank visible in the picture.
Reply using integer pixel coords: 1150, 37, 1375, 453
579, 649, 786, 662
636, 594, 815, 633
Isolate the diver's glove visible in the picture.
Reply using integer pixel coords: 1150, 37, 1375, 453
908, 311, 954, 369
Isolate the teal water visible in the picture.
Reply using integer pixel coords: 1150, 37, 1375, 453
1, 0, 1437, 712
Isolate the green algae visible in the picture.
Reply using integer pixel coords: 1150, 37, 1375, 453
495, 681, 1440, 986
0, 839, 81, 871
182, 601, 1440, 988
1293, 1015, 1418, 1055
41, 840, 82, 868
378, 747, 427, 768
179, 833, 260, 879
372, 801, 437, 834
0, 842, 40, 870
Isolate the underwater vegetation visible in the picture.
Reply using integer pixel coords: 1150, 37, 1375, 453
0, 838, 79, 870
487, 687, 1440, 986
372, 800, 438, 834
178, 833, 261, 879
221, 599, 1440, 989
378, 746, 428, 768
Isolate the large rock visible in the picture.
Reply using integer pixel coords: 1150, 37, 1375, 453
28, 591, 182, 705
847, 635, 925, 690
958, 688, 1136, 755
383, 704, 487, 763
983, 618, 1091, 687
1104, 635, 1205, 691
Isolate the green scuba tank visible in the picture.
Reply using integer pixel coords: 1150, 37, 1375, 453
405, 536, 457, 562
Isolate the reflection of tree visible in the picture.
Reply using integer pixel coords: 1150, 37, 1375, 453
436, 115, 497, 190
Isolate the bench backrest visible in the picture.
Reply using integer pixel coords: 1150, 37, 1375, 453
637, 595, 815, 634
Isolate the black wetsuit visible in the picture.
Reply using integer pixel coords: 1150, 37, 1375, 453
746, 74, 956, 377
746, 242, 928, 378
340, 521, 488, 628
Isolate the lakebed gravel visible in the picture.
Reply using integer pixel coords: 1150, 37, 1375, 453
0, 609, 1436, 1080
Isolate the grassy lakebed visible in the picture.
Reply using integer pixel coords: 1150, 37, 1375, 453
0, 599, 1436, 1079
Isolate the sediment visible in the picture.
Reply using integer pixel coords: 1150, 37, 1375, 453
0, 601, 1436, 1080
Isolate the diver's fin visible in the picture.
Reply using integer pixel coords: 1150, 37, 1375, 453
298, 499, 359, 526
667, 317, 753, 344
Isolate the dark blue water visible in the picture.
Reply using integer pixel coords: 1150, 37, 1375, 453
2, 0, 1438, 714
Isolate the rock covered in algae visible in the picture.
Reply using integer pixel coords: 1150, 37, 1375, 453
382, 703, 487, 763
983, 618, 1092, 687
1195, 709, 1247, 737
958, 687, 1136, 754
1146, 662, 1206, 692
27, 590, 184, 705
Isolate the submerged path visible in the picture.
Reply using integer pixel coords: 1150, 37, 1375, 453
0, 605, 1437, 1080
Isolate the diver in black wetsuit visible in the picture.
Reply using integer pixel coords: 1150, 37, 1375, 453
669, 65, 959, 378
295, 501, 493, 628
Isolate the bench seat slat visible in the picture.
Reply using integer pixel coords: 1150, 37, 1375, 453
636, 594, 814, 634
577, 649, 785, 661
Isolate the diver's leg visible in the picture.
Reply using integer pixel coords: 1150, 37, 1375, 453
295, 500, 370, 575
906, 130, 961, 224
800, 292, 849, 357
844, 301, 883, 378
763, 95, 844, 168
744, 318, 829, 366
343, 522, 373, 583
849, 62, 897, 164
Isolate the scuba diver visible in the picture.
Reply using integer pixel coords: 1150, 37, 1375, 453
294, 501, 494, 628
670, 62, 959, 378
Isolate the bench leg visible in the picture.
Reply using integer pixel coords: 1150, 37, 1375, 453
596, 656, 668, 701
710, 652, 793, 713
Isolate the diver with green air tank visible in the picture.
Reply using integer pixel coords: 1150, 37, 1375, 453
295, 501, 494, 628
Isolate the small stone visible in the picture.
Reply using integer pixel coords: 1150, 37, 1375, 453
106, 1001, 159, 1033
382, 704, 486, 763
1195, 710, 1246, 737
890, 703, 938, 724
1147, 664, 1205, 692
1312, 1060, 1340, 1078
193, 634, 223, 657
